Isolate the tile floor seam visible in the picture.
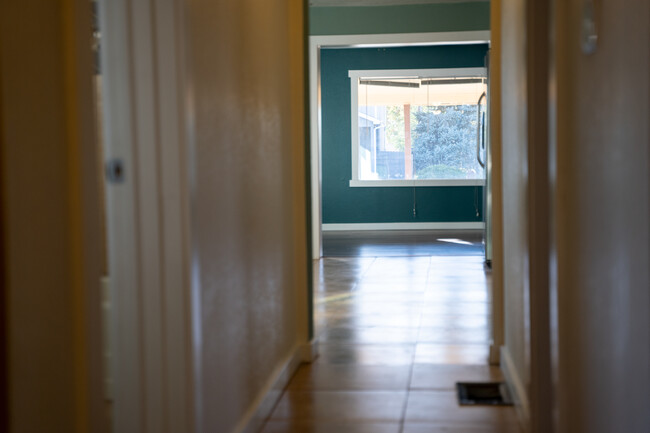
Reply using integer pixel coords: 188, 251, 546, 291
348, 256, 377, 293
414, 256, 429, 346
400, 308, 421, 433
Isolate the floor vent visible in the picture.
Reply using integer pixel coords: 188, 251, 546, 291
456, 382, 514, 406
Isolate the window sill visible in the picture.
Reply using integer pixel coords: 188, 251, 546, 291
349, 179, 485, 187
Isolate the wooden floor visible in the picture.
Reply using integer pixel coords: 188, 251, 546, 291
261, 231, 520, 433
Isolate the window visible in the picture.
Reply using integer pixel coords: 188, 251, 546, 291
349, 68, 487, 187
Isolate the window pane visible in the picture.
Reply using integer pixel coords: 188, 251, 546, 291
358, 105, 406, 180
357, 76, 485, 181
412, 104, 483, 179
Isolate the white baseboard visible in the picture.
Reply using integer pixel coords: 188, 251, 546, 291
501, 346, 529, 431
300, 339, 319, 363
322, 222, 485, 231
101, 276, 113, 401
237, 343, 304, 433
489, 344, 501, 365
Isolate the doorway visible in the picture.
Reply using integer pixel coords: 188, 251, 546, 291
308, 31, 503, 361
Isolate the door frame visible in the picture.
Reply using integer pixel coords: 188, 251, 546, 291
98, 0, 194, 431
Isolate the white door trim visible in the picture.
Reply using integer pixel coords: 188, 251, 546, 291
99, 0, 194, 431
308, 31, 491, 258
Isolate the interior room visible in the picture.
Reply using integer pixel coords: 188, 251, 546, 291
1, 0, 648, 432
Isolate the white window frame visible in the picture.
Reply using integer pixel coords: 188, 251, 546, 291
349, 67, 487, 187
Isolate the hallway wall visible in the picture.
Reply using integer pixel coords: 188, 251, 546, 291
184, 0, 308, 432
551, 1, 650, 431
498, 1, 650, 431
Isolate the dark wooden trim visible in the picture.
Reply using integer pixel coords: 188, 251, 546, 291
526, 0, 553, 432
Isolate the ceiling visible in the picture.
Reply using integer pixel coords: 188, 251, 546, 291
309, 0, 488, 7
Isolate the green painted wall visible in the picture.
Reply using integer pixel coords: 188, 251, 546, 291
309, 3, 490, 36
321, 44, 488, 224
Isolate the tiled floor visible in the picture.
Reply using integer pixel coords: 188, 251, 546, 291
262, 232, 521, 433
322, 230, 485, 257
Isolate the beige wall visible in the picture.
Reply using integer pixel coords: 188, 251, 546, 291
0, 1, 105, 432
551, 1, 650, 432
499, 0, 530, 416
184, 1, 307, 431
498, 0, 650, 431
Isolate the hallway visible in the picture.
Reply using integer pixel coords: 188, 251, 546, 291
261, 232, 521, 432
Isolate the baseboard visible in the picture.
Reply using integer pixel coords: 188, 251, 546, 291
101, 276, 113, 401
489, 344, 501, 365
236, 343, 304, 433
501, 346, 530, 432
322, 222, 485, 231
300, 338, 319, 363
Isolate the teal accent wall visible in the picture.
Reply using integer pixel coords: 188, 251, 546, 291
321, 45, 488, 224
309, 3, 490, 36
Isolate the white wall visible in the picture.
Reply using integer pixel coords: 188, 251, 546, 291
184, 1, 308, 431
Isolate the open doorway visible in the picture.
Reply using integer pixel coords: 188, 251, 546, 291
307, 31, 503, 357
298, 35, 511, 422
271, 28, 521, 431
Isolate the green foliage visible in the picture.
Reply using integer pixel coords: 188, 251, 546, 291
416, 164, 469, 179
411, 105, 482, 179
